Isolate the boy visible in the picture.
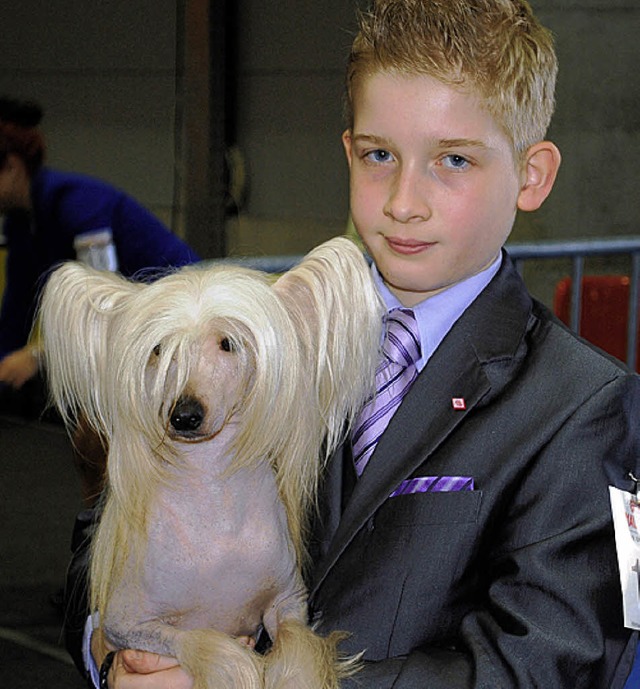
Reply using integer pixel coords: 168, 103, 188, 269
74, 1, 640, 687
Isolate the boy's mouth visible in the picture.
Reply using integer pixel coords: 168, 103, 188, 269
385, 236, 435, 255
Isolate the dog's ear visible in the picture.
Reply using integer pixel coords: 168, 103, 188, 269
38, 261, 142, 434
273, 236, 384, 455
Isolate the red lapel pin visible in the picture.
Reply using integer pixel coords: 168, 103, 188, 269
452, 397, 466, 410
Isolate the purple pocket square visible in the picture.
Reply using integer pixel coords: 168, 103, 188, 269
390, 475, 474, 497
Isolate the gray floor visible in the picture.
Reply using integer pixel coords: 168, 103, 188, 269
0, 414, 86, 687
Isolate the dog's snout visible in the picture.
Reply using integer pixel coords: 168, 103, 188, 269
170, 397, 204, 434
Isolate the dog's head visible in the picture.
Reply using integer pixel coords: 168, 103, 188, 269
55, 264, 305, 478
131, 266, 310, 468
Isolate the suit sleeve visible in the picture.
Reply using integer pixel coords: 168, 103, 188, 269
63, 508, 98, 678
336, 374, 640, 689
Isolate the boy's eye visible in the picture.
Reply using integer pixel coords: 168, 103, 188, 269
365, 149, 395, 164
441, 154, 470, 170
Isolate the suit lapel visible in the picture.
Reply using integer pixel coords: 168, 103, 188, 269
311, 329, 490, 592
310, 253, 534, 595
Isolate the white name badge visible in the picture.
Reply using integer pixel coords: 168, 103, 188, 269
609, 485, 640, 631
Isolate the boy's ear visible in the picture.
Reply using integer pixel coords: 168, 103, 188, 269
342, 129, 354, 167
517, 141, 561, 212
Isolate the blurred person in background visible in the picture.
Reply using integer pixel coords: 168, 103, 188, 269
0, 96, 199, 505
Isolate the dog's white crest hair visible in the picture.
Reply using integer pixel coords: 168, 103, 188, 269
273, 237, 383, 454
38, 262, 144, 435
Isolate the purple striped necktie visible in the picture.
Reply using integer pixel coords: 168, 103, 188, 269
352, 308, 421, 476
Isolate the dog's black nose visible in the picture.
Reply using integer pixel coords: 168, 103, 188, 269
170, 397, 204, 433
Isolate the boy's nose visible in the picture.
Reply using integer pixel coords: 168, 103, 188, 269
383, 168, 431, 224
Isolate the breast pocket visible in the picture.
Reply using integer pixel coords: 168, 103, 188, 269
378, 489, 483, 527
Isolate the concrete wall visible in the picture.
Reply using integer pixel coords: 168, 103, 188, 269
0, 1, 638, 261
227, 0, 364, 255
0, 0, 178, 228
514, 0, 640, 243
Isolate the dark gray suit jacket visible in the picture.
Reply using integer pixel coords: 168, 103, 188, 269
309, 252, 640, 688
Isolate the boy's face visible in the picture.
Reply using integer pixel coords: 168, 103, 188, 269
344, 71, 523, 306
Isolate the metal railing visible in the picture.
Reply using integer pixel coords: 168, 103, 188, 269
212, 236, 640, 370
508, 237, 640, 370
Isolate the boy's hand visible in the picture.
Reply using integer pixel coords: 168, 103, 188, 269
112, 651, 192, 689
91, 629, 188, 688
92, 630, 255, 688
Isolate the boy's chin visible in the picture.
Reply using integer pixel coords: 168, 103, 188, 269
378, 267, 450, 306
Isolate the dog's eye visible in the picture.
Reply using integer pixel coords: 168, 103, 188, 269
152, 344, 161, 357
220, 337, 233, 352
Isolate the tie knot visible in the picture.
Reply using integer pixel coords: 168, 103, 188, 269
382, 308, 421, 367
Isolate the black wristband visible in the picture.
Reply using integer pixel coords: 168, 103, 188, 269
99, 651, 116, 689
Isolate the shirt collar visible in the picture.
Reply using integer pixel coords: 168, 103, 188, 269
373, 253, 502, 371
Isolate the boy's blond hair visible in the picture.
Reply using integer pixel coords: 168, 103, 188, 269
346, 0, 557, 156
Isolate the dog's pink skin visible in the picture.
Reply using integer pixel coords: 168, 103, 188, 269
103, 424, 306, 655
